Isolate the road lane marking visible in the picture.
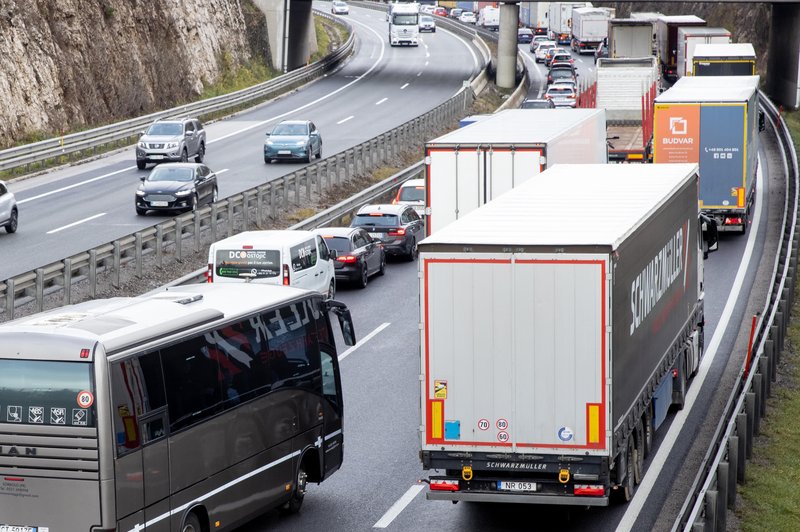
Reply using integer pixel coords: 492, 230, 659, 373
373, 484, 425, 528
47, 212, 107, 234
400, 83, 410, 89
216, 169, 229, 175
337, 116, 354, 124
375, 98, 388, 105
339, 322, 390, 361
616, 157, 765, 531
19, 166, 135, 204
417, 72, 422, 77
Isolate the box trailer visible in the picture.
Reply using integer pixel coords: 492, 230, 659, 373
548, 2, 590, 45
692, 43, 757, 76
571, 7, 615, 54
424, 108, 607, 235
676, 27, 732, 77
596, 57, 659, 162
419, 163, 714, 506
608, 19, 655, 58
656, 15, 706, 81
654, 75, 761, 233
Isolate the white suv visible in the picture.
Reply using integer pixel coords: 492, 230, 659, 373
0, 182, 18, 234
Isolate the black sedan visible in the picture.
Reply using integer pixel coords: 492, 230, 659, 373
135, 163, 218, 215
314, 227, 386, 288
350, 204, 424, 261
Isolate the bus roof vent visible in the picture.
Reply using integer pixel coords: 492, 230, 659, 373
175, 294, 204, 305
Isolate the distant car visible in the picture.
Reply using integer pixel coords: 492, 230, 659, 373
264, 120, 322, 163
392, 178, 425, 217
529, 35, 549, 52
520, 98, 556, 109
419, 15, 436, 32
136, 117, 206, 170
459, 12, 476, 24
550, 51, 574, 66
135, 163, 218, 215
350, 204, 424, 261
545, 47, 568, 67
595, 42, 609, 63
517, 28, 534, 44
449, 8, 463, 19
0, 182, 18, 234
545, 84, 577, 108
314, 227, 386, 288
331, 1, 349, 15
547, 66, 577, 85
534, 41, 556, 62
420, 5, 434, 14
432, 6, 447, 16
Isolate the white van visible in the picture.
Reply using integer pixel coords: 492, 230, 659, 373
208, 230, 337, 298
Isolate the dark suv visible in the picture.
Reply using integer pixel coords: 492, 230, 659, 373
136, 118, 206, 170
350, 204, 424, 261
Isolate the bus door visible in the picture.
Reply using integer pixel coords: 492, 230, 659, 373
316, 303, 344, 478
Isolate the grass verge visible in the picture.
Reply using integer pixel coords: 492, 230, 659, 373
734, 108, 800, 532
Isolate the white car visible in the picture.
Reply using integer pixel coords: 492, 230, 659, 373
459, 12, 476, 24
545, 84, 577, 108
331, 0, 349, 15
419, 15, 436, 32
534, 41, 557, 63
0, 182, 18, 234
392, 178, 426, 217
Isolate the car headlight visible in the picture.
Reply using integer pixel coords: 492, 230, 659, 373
175, 189, 194, 197
136, 189, 145, 197
266, 139, 274, 145
138, 142, 146, 149
166, 142, 178, 149
296, 140, 306, 146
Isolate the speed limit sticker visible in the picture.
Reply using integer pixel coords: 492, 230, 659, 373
77, 391, 94, 409
478, 419, 490, 431
497, 431, 510, 443
496, 418, 509, 430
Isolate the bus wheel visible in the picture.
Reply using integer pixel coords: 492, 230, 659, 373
181, 512, 202, 532
283, 464, 308, 514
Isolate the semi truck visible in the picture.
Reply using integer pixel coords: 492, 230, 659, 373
419, 163, 717, 506
423, 108, 607, 235
692, 43, 757, 76
519, 1, 549, 35
596, 57, 659, 162
548, 2, 591, 46
571, 7, 615, 54
608, 19, 655, 58
676, 27, 732, 77
389, 2, 420, 46
656, 15, 706, 82
654, 75, 762, 233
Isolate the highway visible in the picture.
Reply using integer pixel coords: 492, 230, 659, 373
0, 5, 785, 532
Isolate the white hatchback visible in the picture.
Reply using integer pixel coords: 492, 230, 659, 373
393, 178, 426, 217
534, 41, 557, 63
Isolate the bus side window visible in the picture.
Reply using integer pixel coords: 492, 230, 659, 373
110, 351, 167, 457
262, 301, 322, 392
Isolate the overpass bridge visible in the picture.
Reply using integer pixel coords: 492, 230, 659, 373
261, 0, 800, 109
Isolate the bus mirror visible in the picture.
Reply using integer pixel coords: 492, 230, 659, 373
326, 300, 357, 346
758, 110, 766, 132
700, 214, 719, 259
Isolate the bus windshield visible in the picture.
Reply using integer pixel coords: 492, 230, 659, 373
0, 360, 95, 427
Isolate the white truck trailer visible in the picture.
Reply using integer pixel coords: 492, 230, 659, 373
608, 19, 656, 58
423, 108, 607, 235
419, 163, 716, 505
571, 7, 614, 54
676, 27, 732, 77
548, 2, 591, 45
692, 43, 757, 77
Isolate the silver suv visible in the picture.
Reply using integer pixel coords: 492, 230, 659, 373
0, 182, 18, 234
136, 118, 206, 170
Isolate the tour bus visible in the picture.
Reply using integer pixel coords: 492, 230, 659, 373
389, 2, 420, 46
0, 283, 356, 532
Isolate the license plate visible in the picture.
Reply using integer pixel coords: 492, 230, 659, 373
150, 201, 168, 207
149, 154, 164, 159
0, 525, 39, 532
497, 481, 537, 492
278, 150, 291, 155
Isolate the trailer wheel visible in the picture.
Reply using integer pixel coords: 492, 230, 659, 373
673, 354, 687, 410
634, 421, 645, 485
643, 407, 654, 458
614, 437, 637, 503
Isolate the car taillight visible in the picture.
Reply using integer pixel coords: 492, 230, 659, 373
207, 263, 213, 283
570, 93, 576, 99
574, 484, 605, 496
282, 264, 290, 286
337, 255, 358, 263
545, 94, 552, 99
430, 479, 460, 492
389, 228, 406, 236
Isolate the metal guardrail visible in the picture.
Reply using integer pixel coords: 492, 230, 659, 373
673, 93, 799, 531
0, 10, 353, 175
0, 71, 480, 321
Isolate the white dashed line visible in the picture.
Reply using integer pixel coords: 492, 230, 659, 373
373, 484, 425, 528
47, 213, 107, 234
375, 98, 388, 105
339, 322, 390, 361
337, 116, 354, 125
400, 83, 409, 90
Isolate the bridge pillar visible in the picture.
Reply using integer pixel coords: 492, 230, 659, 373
496, 2, 520, 89
767, 3, 800, 109
253, 0, 318, 73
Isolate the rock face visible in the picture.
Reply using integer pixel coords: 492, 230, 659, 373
0, 0, 260, 148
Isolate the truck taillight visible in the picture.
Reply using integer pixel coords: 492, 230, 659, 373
430, 479, 460, 491
574, 484, 605, 496
283, 264, 290, 285
724, 217, 744, 226
207, 264, 213, 283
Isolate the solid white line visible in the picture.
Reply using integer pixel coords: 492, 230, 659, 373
375, 98, 388, 106
373, 484, 425, 528
400, 83, 410, 90
339, 322, 390, 361
19, 166, 135, 204
616, 158, 765, 531
337, 116, 354, 124
47, 212, 107, 234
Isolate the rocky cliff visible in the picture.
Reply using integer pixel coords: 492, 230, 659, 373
0, 0, 265, 148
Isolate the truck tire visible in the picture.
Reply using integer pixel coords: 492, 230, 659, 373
643, 407, 654, 458
614, 437, 637, 504
673, 354, 687, 410
634, 421, 645, 484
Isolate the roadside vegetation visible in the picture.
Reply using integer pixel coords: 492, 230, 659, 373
734, 108, 800, 532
